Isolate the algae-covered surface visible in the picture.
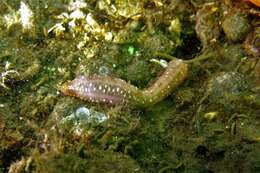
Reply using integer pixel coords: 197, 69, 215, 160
1, 0, 260, 173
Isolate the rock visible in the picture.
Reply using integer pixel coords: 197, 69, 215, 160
222, 11, 251, 42
243, 27, 260, 58
206, 72, 249, 109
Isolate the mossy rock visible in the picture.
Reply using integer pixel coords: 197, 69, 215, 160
206, 72, 250, 110
222, 12, 251, 42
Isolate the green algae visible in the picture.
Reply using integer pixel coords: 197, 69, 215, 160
0, 1, 260, 173
34, 149, 143, 173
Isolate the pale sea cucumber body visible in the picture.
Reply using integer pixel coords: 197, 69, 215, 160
60, 75, 145, 105
61, 59, 188, 107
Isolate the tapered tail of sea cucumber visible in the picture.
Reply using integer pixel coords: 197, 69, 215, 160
142, 59, 188, 107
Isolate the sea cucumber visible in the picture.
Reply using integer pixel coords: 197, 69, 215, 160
60, 59, 188, 107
